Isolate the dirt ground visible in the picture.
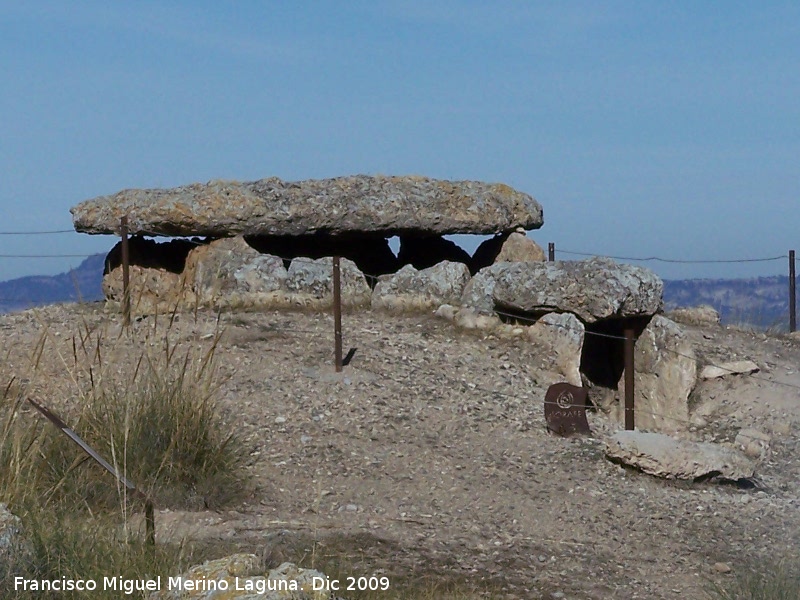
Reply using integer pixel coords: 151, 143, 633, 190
2, 303, 799, 599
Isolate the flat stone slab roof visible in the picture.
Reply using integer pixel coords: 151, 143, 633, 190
71, 175, 543, 237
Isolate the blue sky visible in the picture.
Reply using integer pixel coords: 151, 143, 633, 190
1, 1, 798, 281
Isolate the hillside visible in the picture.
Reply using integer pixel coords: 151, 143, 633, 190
0, 254, 104, 313
1, 303, 799, 598
663, 275, 792, 329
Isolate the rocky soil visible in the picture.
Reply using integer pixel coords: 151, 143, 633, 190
2, 303, 800, 599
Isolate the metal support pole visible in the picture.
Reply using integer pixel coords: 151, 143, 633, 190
790, 250, 796, 333
624, 328, 635, 430
333, 256, 343, 372
548, 242, 555, 262
120, 216, 131, 327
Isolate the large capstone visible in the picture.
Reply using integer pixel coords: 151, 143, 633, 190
71, 175, 543, 237
461, 257, 663, 322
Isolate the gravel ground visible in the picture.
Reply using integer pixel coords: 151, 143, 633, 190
2, 303, 799, 599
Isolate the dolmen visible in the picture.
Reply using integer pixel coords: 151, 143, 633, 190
71, 174, 697, 434
71, 174, 545, 311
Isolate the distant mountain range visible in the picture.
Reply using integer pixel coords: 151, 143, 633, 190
663, 275, 793, 329
0, 257, 795, 330
0, 254, 105, 313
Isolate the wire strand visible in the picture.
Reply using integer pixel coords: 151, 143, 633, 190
0, 229, 74, 235
0, 254, 97, 258
557, 249, 787, 264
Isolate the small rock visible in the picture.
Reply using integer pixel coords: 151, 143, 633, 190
700, 360, 759, 380
0, 503, 33, 579
434, 304, 457, 320
148, 555, 331, 599
667, 305, 721, 327
734, 428, 771, 460
454, 307, 501, 331
526, 312, 584, 387
713, 562, 732, 574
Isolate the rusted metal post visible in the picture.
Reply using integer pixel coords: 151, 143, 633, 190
790, 250, 796, 333
548, 242, 555, 262
624, 328, 635, 430
333, 256, 343, 372
27, 398, 156, 545
120, 216, 131, 327
145, 499, 155, 545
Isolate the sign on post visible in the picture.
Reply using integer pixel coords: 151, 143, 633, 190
544, 382, 590, 436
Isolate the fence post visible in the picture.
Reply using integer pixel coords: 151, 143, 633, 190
790, 250, 796, 333
333, 256, 343, 372
548, 242, 555, 262
120, 216, 131, 327
145, 500, 155, 545
624, 328, 635, 430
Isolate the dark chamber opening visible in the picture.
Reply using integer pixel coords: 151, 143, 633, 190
104, 236, 205, 275
580, 316, 651, 389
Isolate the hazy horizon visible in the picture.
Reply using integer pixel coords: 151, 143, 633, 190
2, 2, 798, 282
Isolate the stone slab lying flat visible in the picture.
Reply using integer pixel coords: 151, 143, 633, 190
71, 175, 543, 237
605, 430, 755, 482
700, 360, 759, 380
462, 257, 663, 322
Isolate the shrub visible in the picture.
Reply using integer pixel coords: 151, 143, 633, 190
0, 313, 247, 597
708, 560, 800, 600
34, 322, 246, 510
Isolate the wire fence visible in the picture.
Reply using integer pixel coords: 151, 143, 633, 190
0, 229, 797, 310
0, 227, 797, 328
0, 229, 74, 235
0, 226, 797, 446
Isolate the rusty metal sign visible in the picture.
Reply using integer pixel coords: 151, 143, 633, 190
544, 383, 590, 436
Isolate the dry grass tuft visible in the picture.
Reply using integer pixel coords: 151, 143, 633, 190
0, 310, 248, 597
